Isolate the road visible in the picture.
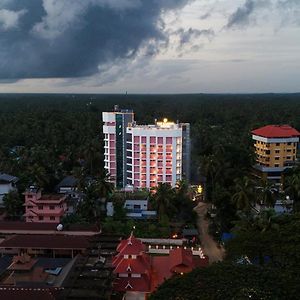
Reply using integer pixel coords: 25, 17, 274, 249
194, 202, 225, 264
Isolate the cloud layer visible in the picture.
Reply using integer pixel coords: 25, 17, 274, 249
0, 0, 191, 79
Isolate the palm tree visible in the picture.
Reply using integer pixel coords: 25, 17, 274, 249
284, 169, 300, 211
255, 179, 277, 208
231, 176, 256, 212
153, 183, 175, 222
94, 170, 114, 200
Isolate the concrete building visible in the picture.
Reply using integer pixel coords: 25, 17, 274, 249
106, 198, 157, 219
252, 125, 300, 183
126, 119, 190, 188
102, 107, 191, 189
24, 186, 67, 223
102, 105, 134, 188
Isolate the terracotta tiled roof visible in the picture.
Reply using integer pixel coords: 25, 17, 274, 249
169, 248, 194, 273
0, 287, 62, 300
252, 125, 300, 138
0, 234, 90, 249
113, 254, 151, 274
116, 234, 145, 256
113, 276, 150, 292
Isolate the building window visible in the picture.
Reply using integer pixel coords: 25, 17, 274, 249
275, 157, 279, 160
275, 150, 280, 153
287, 156, 291, 160
287, 149, 292, 152
275, 164, 279, 167
50, 216, 55, 221
39, 216, 44, 221
287, 142, 291, 145
38, 205, 43, 210
49, 205, 55, 210
266, 150, 270, 154
276, 143, 280, 146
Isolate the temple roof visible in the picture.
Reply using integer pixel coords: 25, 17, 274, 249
116, 233, 145, 256
113, 253, 151, 274
113, 276, 150, 293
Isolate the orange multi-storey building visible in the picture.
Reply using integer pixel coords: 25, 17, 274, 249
252, 125, 300, 183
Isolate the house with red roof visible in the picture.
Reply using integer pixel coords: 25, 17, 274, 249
112, 234, 208, 299
24, 186, 67, 223
252, 125, 300, 183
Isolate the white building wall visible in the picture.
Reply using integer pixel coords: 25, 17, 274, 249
0, 183, 15, 205
126, 123, 182, 188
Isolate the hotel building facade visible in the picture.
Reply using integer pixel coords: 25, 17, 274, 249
102, 107, 190, 189
252, 125, 300, 183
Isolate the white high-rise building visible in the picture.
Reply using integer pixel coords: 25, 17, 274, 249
102, 107, 190, 189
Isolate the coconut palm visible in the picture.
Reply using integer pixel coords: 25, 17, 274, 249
255, 179, 277, 208
153, 183, 175, 222
231, 176, 256, 212
284, 169, 300, 211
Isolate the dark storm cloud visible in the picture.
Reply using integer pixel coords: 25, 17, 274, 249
226, 0, 270, 28
0, 0, 191, 79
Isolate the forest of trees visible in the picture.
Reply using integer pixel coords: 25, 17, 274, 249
2, 93, 300, 298
1, 93, 300, 227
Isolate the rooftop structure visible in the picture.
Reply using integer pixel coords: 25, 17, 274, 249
0, 221, 100, 236
252, 125, 300, 183
0, 234, 90, 258
0, 253, 74, 288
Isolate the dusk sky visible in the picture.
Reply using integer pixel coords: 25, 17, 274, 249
0, 0, 299, 93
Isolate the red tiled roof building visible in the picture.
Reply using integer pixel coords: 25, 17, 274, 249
251, 124, 300, 183
112, 234, 208, 299
112, 233, 152, 295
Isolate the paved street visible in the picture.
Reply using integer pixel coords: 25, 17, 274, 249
194, 202, 225, 264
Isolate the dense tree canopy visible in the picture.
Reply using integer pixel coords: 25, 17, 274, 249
151, 212, 300, 300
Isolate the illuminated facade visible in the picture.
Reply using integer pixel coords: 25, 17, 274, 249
252, 125, 300, 182
102, 108, 190, 189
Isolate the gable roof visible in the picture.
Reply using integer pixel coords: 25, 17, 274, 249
252, 125, 300, 138
56, 176, 78, 188
0, 173, 18, 183
116, 234, 145, 256
113, 253, 151, 274
113, 277, 150, 293
169, 248, 194, 273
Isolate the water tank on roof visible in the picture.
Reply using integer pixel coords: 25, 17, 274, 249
57, 224, 63, 231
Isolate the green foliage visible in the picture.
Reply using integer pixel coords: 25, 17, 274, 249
226, 213, 300, 267
61, 213, 87, 225
3, 190, 24, 219
283, 167, 300, 211
150, 263, 300, 300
